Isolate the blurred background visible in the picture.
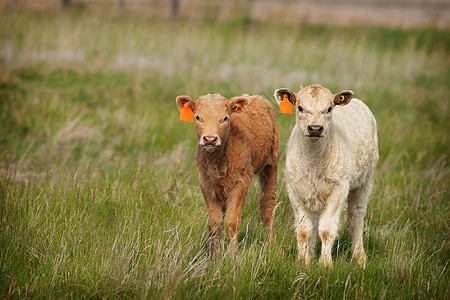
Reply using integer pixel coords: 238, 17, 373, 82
2, 0, 450, 28
0, 0, 448, 299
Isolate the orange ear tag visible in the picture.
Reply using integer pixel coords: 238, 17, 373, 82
180, 104, 193, 123
280, 94, 292, 114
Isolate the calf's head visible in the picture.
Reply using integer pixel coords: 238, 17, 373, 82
275, 85, 353, 139
176, 94, 248, 153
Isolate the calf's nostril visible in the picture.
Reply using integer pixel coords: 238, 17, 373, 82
203, 135, 218, 145
308, 125, 323, 135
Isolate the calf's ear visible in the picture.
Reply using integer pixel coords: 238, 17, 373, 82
274, 88, 296, 105
334, 90, 353, 106
176, 95, 196, 123
176, 95, 196, 111
229, 97, 248, 113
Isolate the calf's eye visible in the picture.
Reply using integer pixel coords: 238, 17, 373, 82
327, 107, 332, 113
195, 115, 200, 121
298, 106, 303, 112
222, 116, 229, 123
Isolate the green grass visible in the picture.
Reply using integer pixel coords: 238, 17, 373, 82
1, 7, 449, 299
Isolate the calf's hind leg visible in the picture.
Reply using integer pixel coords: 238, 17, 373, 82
347, 181, 372, 268
258, 164, 278, 242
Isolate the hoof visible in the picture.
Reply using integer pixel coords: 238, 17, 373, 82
319, 255, 333, 268
298, 250, 312, 267
298, 256, 311, 267
353, 251, 367, 269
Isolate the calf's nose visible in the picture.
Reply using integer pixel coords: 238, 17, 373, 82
307, 125, 324, 136
203, 135, 218, 145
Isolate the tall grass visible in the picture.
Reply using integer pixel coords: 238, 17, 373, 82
0, 7, 449, 299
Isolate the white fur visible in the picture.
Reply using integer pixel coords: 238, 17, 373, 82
277, 85, 378, 268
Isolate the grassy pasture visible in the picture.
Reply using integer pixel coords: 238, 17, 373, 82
0, 8, 449, 299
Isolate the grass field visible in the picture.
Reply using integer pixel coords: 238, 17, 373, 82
0, 7, 449, 299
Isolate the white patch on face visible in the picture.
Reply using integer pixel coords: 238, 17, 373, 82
295, 86, 334, 139
199, 134, 222, 152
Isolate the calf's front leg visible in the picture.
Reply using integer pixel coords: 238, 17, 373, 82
293, 206, 314, 266
224, 176, 251, 253
202, 185, 224, 255
318, 185, 348, 267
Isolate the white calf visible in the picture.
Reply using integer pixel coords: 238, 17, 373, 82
275, 84, 378, 268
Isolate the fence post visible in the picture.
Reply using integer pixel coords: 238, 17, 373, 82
171, 0, 179, 17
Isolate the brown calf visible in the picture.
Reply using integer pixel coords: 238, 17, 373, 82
176, 93, 279, 254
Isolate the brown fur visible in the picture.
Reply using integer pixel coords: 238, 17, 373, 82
176, 93, 279, 254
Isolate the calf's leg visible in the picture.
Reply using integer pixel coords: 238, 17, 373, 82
202, 186, 224, 255
308, 211, 319, 258
224, 176, 251, 252
347, 181, 372, 268
287, 182, 314, 265
293, 207, 314, 266
258, 164, 278, 242
318, 186, 348, 267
